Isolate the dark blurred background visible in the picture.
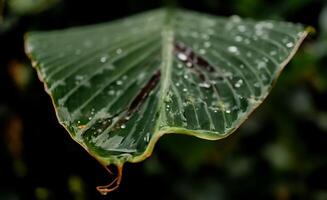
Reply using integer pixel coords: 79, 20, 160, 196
0, 0, 327, 199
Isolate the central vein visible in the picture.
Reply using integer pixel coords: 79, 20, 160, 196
154, 10, 175, 132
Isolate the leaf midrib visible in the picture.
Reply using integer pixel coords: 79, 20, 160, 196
154, 10, 175, 133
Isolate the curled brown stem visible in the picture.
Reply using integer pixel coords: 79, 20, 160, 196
96, 164, 123, 195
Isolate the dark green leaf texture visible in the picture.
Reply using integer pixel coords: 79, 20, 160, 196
25, 9, 309, 166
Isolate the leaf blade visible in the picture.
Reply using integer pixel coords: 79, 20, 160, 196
25, 8, 310, 166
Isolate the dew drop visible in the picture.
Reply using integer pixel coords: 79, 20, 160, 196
234, 79, 243, 88
75, 75, 84, 81
183, 88, 188, 92
207, 29, 215, 35
201, 33, 209, 40
230, 15, 241, 23
108, 90, 115, 95
235, 35, 243, 42
116, 80, 123, 85
244, 39, 251, 44
120, 124, 126, 129
297, 32, 303, 37
186, 62, 192, 67
199, 49, 206, 55
199, 82, 211, 88
84, 40, 92, 47
144, 133, 150, 142
116, 48, 123, 54
254, 82, 260, 87
191, 31, 199, 38
286, 42, 294, 48
237, 25, 246, 32
100, 56, 108, 63
228, 46, 238, 53
226, 110, 231, 114
204, 41, 211, 48
282, 38, 289, 43
177, 53, 187, 61
257, 61, 267, 70
269, 50, 277, 56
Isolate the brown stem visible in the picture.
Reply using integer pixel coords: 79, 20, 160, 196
96, 164, 123, 195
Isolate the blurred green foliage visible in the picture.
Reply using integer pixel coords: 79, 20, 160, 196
0, 0, 326, 199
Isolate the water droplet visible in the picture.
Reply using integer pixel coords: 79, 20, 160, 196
177, 63, 183, 68
177, 53, 187, 61
297, 32, 303, 37
269, 50, 277, 56
176, 82, 180, 87
116, 80, 123, 85
254, 82, 260, 87
234, 79, 243, 88
183, 88, 188, 92
201, 33, 209, 40
184, 74, 189, 79
228, 46, 238, 53
230, 15, 241, 23
235, 35, 243, 42
199, 49, 206, 55
116, 48, 123, 54
265, 22, 274, 29
255, 29, 264, 36
84, 40, 92, 47
226, 110, 231, 114
144, 133, 150, 142
100, 56, 108, 63
108, 90, 115, 95
75, 75, 84, 81
261, 74, 268, 81
246, 52, 252, 57
191, 31, 199, 38
257, 61, 267, 70
207, 29, 214, 35
199, 82, 211, 88
237, 25, 246, 32
120, 124, 126, 129
282, 38, 289, 43
186, 62, 192, 67
204, 41, 211, 48
286, 42, 294, 48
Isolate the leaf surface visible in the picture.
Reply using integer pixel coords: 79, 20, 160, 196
25, 9, 310, 166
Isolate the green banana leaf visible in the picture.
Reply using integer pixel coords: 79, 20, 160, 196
25, 8, 310, 187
